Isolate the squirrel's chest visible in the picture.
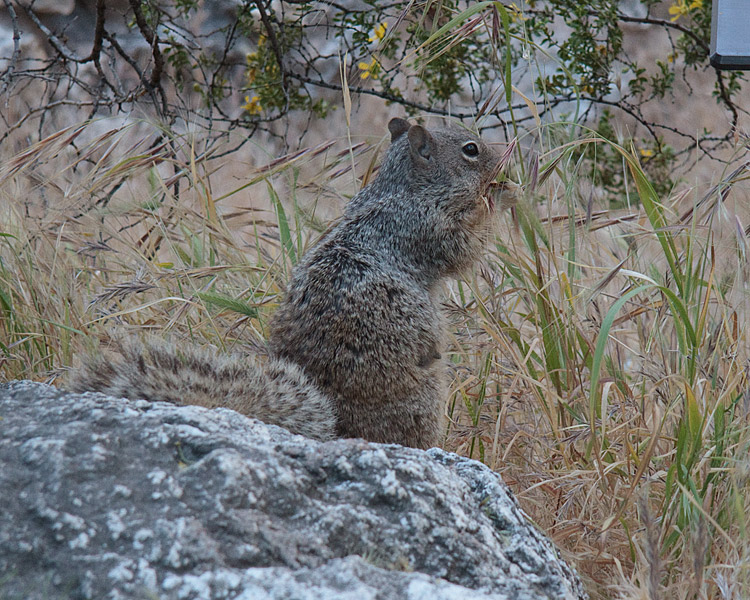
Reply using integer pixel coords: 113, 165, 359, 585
270, 266, 445, 391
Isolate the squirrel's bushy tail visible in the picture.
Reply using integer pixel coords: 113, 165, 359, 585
68, 337, 337, 441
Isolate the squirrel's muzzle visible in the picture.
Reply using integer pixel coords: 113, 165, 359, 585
486, 180, 520, 211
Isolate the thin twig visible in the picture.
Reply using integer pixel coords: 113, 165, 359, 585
88, 0, 107, 68
254, 0, 290, 111
0, 0, 21, 95
128, 0, 167, 114
18, 3, 80, 62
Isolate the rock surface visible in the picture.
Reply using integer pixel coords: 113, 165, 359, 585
0, 381, 586, 600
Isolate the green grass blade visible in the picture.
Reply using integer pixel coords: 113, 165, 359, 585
196, 291, 259, 319
589, 284, 651, 432
267, 181, 297, 267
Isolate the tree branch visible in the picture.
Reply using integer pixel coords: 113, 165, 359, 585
128, 0, 166, 112
0, 0, 21, 94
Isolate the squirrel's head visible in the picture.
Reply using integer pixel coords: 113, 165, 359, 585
369, 118, 504, 278
386, 117, 501, 214
340, 118, 507, 280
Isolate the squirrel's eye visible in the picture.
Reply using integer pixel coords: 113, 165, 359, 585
462, 142, 479, 157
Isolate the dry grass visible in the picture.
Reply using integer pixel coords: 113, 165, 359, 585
445, 131, 750, 598
2, 117, 750, 600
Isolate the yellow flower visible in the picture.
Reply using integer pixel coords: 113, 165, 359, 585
368, 22, 387, 42
243, 95, 262, 115
358, 57, 379, 80
246, 66, 258, 85
246, 48, 260, 84
668, 2, 687, 20
508, 3, 526, 22
640, 148, 654, 158
668, 0, 702, 21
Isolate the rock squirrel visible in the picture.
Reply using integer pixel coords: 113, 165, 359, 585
70, 118, 505, 449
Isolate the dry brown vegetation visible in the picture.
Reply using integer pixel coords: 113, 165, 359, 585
2, 117, 750, 600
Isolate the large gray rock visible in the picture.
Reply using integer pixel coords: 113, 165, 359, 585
0, 381, 586, 600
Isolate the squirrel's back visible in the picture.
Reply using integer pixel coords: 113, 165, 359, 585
70, 118, 503, 449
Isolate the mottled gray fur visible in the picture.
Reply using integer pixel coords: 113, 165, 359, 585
269, 118, 501, 448
70, 118, 501, 449
70, 337, 337, 441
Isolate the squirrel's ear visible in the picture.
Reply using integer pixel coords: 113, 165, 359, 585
407, 125, 433, 163
388, 118, 410, 142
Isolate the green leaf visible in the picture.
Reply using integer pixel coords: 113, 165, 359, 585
196, 291, 258, 318
418, 2, 494, 49
589, 284, 651, 427
267, 181, 297, 267
683, 383, 703, 447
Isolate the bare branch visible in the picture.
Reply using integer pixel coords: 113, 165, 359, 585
0, 0, 21, 95
88, 0, 107, 68
17, 3, 81, 62
128, 0, 167, 113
